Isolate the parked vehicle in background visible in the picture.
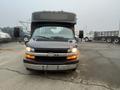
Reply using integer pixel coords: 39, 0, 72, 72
82, 30, 120, 44
13, 26, 30, 41
83, 31, 94, 42
94, 30, 120, 43
0, 29, 11, 42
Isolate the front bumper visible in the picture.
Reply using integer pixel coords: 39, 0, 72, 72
23, 59, 79, 70
24, 51, 79, 71
24, 63, 77, 71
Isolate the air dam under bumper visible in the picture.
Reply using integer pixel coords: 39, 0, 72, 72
24, 63, 77, 71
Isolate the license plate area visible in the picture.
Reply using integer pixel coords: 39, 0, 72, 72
42, 65, 58, 70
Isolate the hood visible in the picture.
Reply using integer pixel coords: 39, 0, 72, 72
27, 39, 77, 49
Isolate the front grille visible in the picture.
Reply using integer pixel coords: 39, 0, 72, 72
35, 56, 67, 62
35, 48, 68, 53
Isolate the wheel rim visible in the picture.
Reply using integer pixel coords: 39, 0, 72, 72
114, 39, 119, 43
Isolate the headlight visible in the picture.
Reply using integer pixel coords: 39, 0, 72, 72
71, 48, 78, 53
68, 48, 78, 53
26, 47, 34, 52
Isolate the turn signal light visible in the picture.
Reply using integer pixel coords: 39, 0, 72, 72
25, 54, 35, 59
67, 55, 77, 61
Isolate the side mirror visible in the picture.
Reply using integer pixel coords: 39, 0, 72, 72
79, 31, 84, 38
23, 36, 30, 44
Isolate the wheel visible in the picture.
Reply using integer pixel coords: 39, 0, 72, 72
106, 38, 112, 43
71, 68, 77, 71
101, 38, 105, 41
26, 68, 31, 70
113, 38, 119, 44
26, 68, 34, 71
84, 37, 89, 42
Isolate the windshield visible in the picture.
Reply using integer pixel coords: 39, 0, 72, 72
32, 26, 74, 41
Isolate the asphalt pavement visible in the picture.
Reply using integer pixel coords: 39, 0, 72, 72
0, 42, 120, 90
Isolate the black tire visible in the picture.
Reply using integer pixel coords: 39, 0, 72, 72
71, 68, 77, 71
26, 68, 33, 71
113, 38, 119, 44
106, 38, 112, 43
84, 37, 89, 42
101, 38, 105, 41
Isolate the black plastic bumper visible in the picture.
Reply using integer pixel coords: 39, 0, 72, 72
23, 59, 79, 65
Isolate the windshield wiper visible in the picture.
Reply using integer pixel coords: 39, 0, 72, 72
33, 36, 51, 39
51, 36, 66, 39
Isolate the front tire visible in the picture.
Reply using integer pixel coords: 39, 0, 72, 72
26, 68, 33, 71
71, 68, 77, 71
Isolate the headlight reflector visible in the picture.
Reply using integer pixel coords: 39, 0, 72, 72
67, 55, 77, 60
26, 47, 31, 52
71, 48, 77, 53
26, 47, 34, 52
68, 48, 78, 53
25, 54, 35, 59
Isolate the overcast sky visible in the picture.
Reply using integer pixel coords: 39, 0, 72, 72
0, 0, 120, 31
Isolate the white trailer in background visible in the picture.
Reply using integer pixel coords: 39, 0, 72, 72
81, 30, 120, 44
94, 30, 120, 43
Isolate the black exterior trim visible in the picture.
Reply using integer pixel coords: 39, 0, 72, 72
23, 59, 79, 65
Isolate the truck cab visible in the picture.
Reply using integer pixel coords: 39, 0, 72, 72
23, 11, 80, 71
84, 31, 94, 42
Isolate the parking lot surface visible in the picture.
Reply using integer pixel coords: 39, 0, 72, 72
0, 42, 120, 90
